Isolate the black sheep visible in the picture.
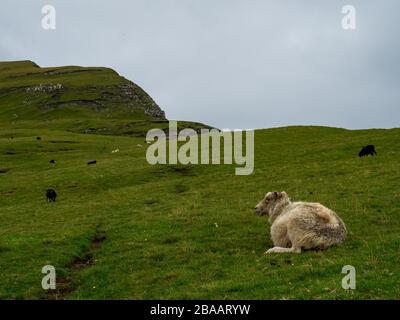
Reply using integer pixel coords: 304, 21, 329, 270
46, 189, 57, 202
359, 145, 377, 157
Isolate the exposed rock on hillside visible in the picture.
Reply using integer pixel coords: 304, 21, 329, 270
0, 60, 166, 120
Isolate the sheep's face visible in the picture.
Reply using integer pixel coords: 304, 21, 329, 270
254, 192, 287, 216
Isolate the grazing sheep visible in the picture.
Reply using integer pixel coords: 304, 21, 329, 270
111, 149, 120, 153
87, 160, 97, 165
49, 160, 56, 164
46, 189, 57, 202
359, 145, 377, 157
36, 137, 41, 140
254, 192, 347, 254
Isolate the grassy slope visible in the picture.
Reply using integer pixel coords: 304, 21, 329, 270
1, 123, 399, 299
0, 60, 169, 135
0, 61, 211, 139
0, 61, 399, 299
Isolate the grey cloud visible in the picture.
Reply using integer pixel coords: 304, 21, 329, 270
1, 0, 399, 129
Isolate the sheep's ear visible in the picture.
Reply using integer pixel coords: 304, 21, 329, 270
276, 191, 286, 198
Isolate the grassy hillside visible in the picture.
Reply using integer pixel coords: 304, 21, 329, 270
0, 60, 165, 122
0, 124, 399, 299
0, 60, 211, 136
0, 61, 399, 299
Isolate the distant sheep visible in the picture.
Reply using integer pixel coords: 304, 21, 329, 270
87, 160, 97, 165
137, 144, 143, 148
49, 160, 56, 164
111, 149, 120, 153
36, 137, 41, 140
359, 145, 377, 157
46, 189, 57, 202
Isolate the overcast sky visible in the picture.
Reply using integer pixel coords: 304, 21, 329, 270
1, 0, 399, 129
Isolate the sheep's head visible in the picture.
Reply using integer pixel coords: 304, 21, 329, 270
254, 191, 288, 216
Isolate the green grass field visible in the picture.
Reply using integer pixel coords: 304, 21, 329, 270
0, 61, 399, 299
